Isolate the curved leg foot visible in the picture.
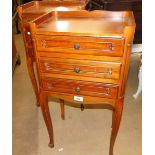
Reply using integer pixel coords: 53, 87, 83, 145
16, 55, 21, 65
109, 98, 123, 155
26, 57, 40, 106
80, 104, 84, 111
36, 101, 40, 107
48, 142, 54, 148
60, 99, 65, 120
39, 92, 54, 148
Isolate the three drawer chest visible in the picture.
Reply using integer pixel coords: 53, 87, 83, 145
29, 10, 135, 155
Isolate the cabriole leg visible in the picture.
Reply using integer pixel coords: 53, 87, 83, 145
111, 110, 115, 128
60, 99, 65, 120
39, 91, 54, 148
109, 99, 123, 155
26, 56, 40, 106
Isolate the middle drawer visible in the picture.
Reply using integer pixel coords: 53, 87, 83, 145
38, 57, 121, 80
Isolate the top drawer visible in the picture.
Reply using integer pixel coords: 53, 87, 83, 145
35, 36, 124, 57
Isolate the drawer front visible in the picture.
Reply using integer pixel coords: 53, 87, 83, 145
42, 78, 118, 99
39, 58, 121, 80
36, 36, 124, 56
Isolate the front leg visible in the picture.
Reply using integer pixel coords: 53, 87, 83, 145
26, 56, 40, 106
59, 99, 65, 120
109, 98, 124, 155
39, 91, 54, 148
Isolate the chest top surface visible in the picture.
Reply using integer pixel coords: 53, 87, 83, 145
31, 10, 135, 38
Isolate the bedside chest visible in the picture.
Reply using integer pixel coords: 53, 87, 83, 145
18, 0, 86, 106
30, 10, 135, 155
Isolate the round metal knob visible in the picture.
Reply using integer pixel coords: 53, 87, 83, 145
74, 43, 80, 50
75, 87, 80, 92
74, 67, 80, 73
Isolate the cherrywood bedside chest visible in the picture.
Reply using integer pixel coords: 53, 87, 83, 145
17, 0, 86, 106
30, 10, 135, 155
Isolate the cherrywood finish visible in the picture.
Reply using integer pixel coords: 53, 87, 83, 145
38, 57, 121, 79
59, 99, 65, 120
30, 10, 135, 155
42, 78, 119, 98
17, 1, 85, 107
36, 36, 124, 56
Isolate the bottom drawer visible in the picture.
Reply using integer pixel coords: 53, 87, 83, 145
42, 78, 118, 99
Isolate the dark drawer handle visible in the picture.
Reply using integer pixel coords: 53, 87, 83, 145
103, 88, 110, 96
74, 43, 80, 50
75, 87, 80, 92
74, 67, 80, 73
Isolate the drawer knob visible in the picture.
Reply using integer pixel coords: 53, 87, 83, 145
74, 67, 80, 73
75, 87, 80, 92
74, 43, 80, 50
